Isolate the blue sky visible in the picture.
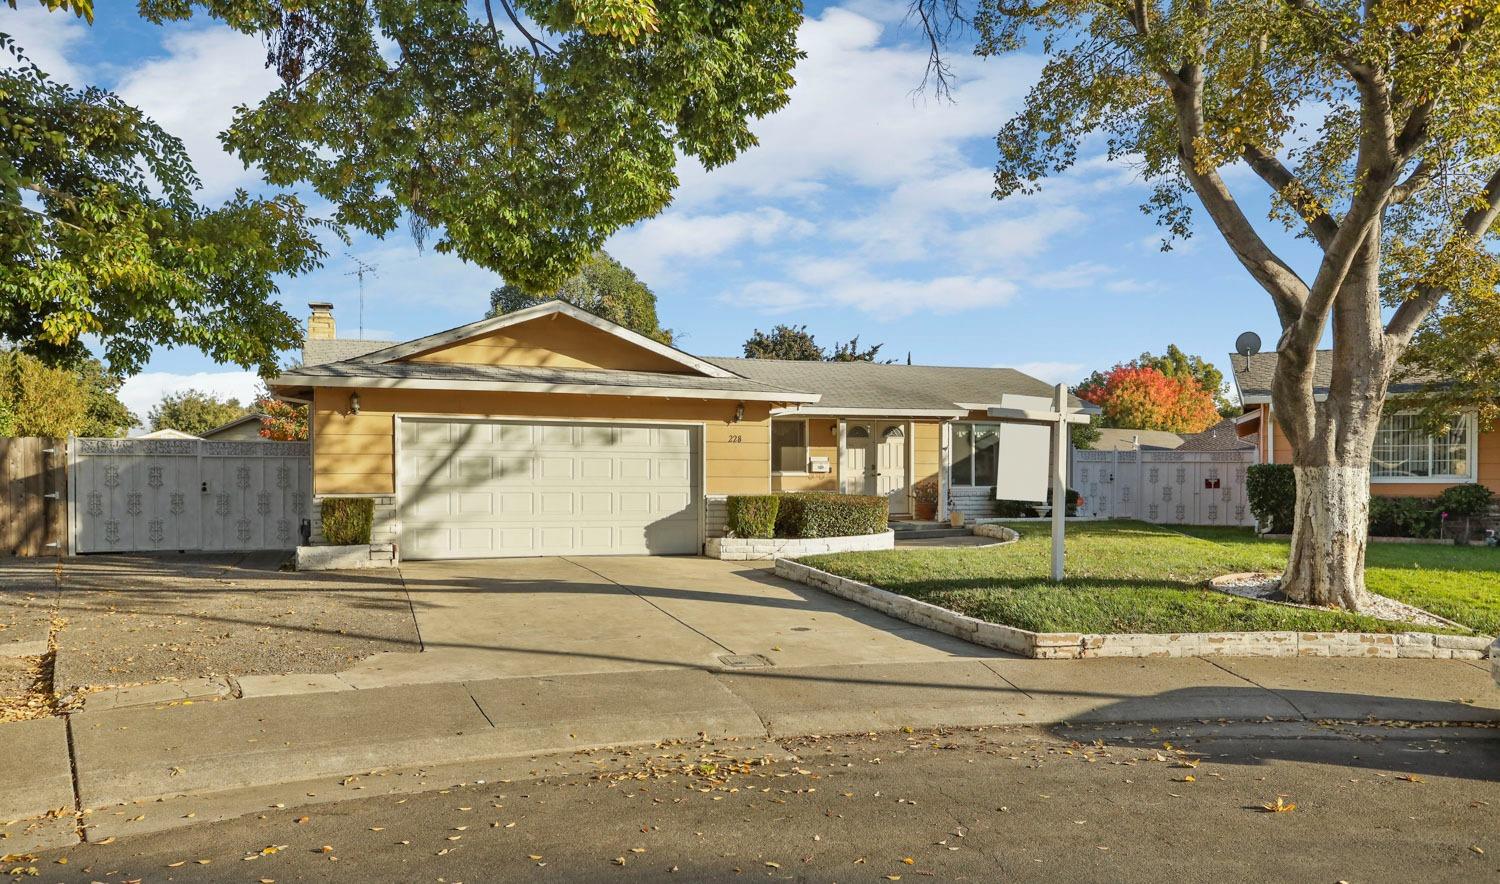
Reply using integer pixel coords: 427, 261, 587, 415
12, 1, 1318, 421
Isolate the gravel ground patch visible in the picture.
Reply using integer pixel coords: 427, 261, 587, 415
1210, 571, 1461, 629
0, 553, 422, 691
0, 557, 61, 653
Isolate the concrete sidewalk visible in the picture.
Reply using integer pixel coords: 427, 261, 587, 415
5, 654, 1495, 850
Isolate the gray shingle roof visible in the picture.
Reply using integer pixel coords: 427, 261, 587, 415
301, 339, 395, 367
1090, 428, 1185, 451
705, 358, 1083, 411
1229, 350, 1438, 401
284, 359, 802, 396
1176, 416, 1257, 451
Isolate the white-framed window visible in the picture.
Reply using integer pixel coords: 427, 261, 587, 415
1371, 411, 1476, 482
771, 418, 808, 474
950, 422, 1002, 487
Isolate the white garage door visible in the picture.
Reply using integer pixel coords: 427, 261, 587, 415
398, 419, 701, 560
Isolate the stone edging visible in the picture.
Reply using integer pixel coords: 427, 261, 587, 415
296, 543, 398, 571
706, 529, 894, 561
971, 524, 1021, 544
773, 559, 1491, 660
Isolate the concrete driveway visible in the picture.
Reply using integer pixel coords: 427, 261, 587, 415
335, 556, 999, 689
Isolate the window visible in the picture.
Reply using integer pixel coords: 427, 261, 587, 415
950, 423, 1001, 487
1372, 412, 1473, 480
771, 419, 808, 473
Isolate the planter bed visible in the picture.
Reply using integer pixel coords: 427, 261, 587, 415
775, 558, 1488, 660
706, 530, 893, 561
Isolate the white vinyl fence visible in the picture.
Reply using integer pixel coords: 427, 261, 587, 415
1071, 448, 1257, 527
70, 438, 311, 554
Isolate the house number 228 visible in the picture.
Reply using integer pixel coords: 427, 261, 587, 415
727, 434, 743, 443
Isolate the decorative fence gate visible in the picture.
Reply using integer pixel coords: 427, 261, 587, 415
70, 438, 311, 554
1072, 448, 1258, 527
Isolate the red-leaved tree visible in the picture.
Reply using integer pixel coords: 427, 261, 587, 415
1075, 366, 1220, 435
254, 393, 307, 441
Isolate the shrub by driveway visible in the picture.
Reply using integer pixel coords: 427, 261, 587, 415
0, 553, 420, 693
801, 521, 1492, 636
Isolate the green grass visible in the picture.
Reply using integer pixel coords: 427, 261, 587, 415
801, 521, 1497, 636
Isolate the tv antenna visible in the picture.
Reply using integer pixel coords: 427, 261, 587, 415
343, 254, 379, 338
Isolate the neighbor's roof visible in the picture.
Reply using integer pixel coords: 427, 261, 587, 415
302, 338, 394, 367
277, 360, 815, 402
1229, 350, 1439, 402
706, 358, 1087, 414
1176, 416, 1257, 451
1089, 427, 1185, 451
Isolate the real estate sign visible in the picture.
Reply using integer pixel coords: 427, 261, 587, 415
992, 394, 1053, 503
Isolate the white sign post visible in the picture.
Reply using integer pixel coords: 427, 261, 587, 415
987, 383, 1092, 582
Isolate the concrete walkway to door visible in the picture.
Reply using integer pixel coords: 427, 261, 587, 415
327, 555, 998, 691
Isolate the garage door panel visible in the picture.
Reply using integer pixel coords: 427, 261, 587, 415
400, 419, 701, 559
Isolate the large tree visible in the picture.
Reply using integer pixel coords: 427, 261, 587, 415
0, 349, 134, 437
148, 389, 249, 436
743, 325, 890, 362
917, 0, 1500, 610
1, 1, 325, 376
1076, 365, 1222, 433
147, 0, 803, 294
488, 251, 674, 343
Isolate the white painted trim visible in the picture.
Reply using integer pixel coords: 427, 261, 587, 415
273, 372, 817, 403
1231, 410, 1261, 425
938, 422, 952, 522
353, 300, 739, 379
1370, 411, 1479, 484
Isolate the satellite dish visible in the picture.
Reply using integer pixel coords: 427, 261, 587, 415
1235, 331, 1262, 358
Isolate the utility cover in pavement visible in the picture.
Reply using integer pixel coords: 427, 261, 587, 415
718, 654, 774, 669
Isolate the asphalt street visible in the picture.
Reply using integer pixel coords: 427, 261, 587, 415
20, 720, 1500, 883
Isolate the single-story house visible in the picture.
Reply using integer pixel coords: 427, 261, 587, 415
200, 413, 272, 441
269, 300, 1082, 560
1229, 349, 1498, 495
1175, 416, 1257, 453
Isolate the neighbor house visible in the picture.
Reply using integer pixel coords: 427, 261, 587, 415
269, 300, 1081, 560
1229, 350, 1499, 496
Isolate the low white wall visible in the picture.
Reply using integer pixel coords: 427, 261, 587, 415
296, 543, 397, 571
706, 529, 894, 561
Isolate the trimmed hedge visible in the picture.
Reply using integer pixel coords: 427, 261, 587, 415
1437, 483, 1494, 518
726, 494, 779, 539
995, 488, 1082, 518
777, 493, 889, 538
725, 493, 890, 539
321, 497, 374, 545
1369, 495, 1440, 539
1246, 464, 1295, 534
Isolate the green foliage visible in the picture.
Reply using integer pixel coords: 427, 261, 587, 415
1436, 484, 1495, 519
0, 349, 133, 437
1135, 345, 1232, 416
995, 488, 1081, 518
1246, 465, 1296, 534
725, 494, 779, 539
0, 22, 325, 375
776, 493, 888, 539
148, 389, 249, 436
321, 498, 374, 546
1069, 414, 1102, 450
1368, 496, 1440, 540
488, 252, 673, 343
912, 476, 940, 519
254, 391, 307, 441
743, 325, 889, 362
145, 0, 803, 294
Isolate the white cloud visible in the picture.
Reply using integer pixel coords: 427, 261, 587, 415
119, 370, 264, 426
114, 27, 281, 198
729, 265, 1018, 317
608, 208, 815, 279
3, 4, 87, 84
1012, 361, 1086, 386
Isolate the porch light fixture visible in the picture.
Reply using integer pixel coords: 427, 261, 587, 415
349, 391, 361, 415
733, 402, 744, 423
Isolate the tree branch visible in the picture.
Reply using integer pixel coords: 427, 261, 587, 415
1385, 165, 1500, 341
1389, 157, 1434, 204
484, 0, 555, 60
1241, 143, 1339, 248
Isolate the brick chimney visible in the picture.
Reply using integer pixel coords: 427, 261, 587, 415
307, 301, 336, 341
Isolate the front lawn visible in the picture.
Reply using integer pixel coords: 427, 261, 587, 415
800, 521, 1495, 636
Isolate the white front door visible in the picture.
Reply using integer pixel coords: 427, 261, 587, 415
844, 424, 874, 495
876, 422, 909, 515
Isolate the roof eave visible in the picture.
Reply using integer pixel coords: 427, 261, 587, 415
272, 372, 820, 404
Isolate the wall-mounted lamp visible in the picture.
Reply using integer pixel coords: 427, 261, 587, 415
349, 391, 362, 415
732, 402, 744, 423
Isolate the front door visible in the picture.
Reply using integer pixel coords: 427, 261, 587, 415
844, 424, 874, 495
876, 422, 909, 515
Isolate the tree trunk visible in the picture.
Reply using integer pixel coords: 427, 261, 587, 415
1282, 465, 1371, 609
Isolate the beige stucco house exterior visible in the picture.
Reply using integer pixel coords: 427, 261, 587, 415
271, 300, 1077, 560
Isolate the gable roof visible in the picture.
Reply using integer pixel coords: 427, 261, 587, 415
1176, 416, 1257, 451
1090, 428, 1185, 451
302, 338, 393, 367
200, 413, 271, 439
708, 357, 1089, 416
1229, 349, 1440, 403
347, 300, 737, 379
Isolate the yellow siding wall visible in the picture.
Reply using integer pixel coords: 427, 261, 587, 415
1262, 406, 1499, 495
406, 314, 692, 374
912, 422, 940, 487
312, 388, 771, 496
